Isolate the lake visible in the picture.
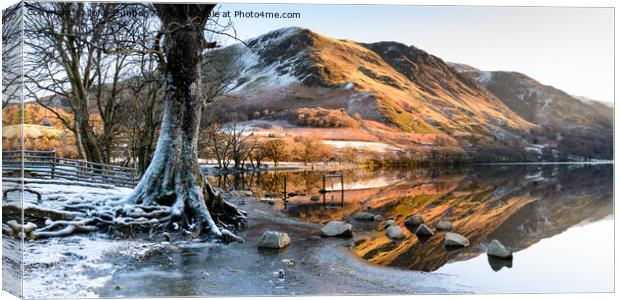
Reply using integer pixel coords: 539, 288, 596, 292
208, 163, 614, 293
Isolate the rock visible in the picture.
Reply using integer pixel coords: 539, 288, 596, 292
278, 269, 285, 278
383, 219, 395, 229
257, 231, 291, 249
445, 232, 469, 247
320, 221, 353, 237
488, 256, 513, 271
404, 214, 424, 228
310, 196, 321, 202
352, 211, 375, 221
162, 232, 172, 241
385, 225, 405, 240
373, 215, 383, 222
282, 259, 295, 268
435, 220, 452, 231
487, 239, 512, 258
260, 199, 275, 205
415, 224, 434, 236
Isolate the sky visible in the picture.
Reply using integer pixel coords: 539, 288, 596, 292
213, 4, 614, 103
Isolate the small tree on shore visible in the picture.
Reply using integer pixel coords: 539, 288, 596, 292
264, 137, 290, 167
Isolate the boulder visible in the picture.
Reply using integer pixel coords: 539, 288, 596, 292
320, 221, 353, 237
352, 211, 375, 221
415, 224, 434, 236
383, 219, 395, 229
435, 220, 452, 231
404, 214, 424, 228
385, 225, 405, 240
445, 232, 469, 247
257, 231, 291, 249
487, 239, 513, 258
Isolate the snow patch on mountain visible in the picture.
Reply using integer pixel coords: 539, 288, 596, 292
229, 43, 299, 91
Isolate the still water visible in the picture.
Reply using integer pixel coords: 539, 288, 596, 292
208, 163, 613, 292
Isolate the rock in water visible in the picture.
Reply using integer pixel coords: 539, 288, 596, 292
404, 214, 424, 228
352, 211, 375, 221
445, 232, 469, 247
435, 220, 452, 231
257, 231, 291, 249
320, 221, 353, 237
385, 225, 405, 240
487, 239, 513, 258
415, 224, 434, 236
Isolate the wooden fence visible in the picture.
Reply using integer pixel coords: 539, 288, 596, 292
1, 150, 138, 188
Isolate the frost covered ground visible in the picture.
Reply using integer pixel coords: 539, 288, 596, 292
4, 179, 464, 298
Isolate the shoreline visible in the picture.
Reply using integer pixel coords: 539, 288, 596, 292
97, 195, 464, 297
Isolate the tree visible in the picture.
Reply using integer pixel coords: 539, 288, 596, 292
200, 122, 232, 170
292, 136, 333, 165
247, 137, 268, 169
126, 4, 246, 242
264, 137, 290, 167
228, 122, 254, 170
2, 3, 22, 109
24, 2, 144, 163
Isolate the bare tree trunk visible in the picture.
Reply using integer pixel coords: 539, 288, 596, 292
126, 4, 246, 241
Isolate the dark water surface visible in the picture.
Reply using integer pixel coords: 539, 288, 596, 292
208, 163, 613, 292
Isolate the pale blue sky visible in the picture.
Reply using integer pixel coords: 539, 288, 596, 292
213, 4, 614, 103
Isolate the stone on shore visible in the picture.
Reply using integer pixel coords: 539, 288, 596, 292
435, 220, 452, 231
415, 224, 434, 236
384, 219, 395, 229
404, 214, 424, 228
257, 231, 291, 249
352, 211, 375, 221
445, 232, 469, 247
385, 225, 405, 240
320, 221, 353, 237
373, 215, 383, 222
487, 239, 513, 258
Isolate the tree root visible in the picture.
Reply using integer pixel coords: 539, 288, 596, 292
2, 184, 247, 243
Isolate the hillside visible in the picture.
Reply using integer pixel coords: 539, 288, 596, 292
208, 27, 611, 161
208, 27, 542, 162
450, 63, 613, 160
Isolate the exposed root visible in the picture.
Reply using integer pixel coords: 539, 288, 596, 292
2, 182, 247, 243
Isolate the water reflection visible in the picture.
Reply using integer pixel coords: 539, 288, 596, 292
207, 164, 612, 272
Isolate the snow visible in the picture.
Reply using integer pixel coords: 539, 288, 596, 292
321, 140, 401, 152
228, 27, 303, 91
525, 146, 543, 155
474, 71, 493, 84
4, 180, 155, 299
23, 235, 159, 299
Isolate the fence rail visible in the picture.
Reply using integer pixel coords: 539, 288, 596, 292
2, 150, 138, 188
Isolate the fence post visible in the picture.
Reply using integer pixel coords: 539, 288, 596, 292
50, 151, 56, 179
340, 174, 344, 207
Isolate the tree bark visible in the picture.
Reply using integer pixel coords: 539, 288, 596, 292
126, 4, 246, 241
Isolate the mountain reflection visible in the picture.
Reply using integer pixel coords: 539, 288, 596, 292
207, 164, 612, 272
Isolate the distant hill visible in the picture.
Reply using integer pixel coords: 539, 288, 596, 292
450, 62, 613, 160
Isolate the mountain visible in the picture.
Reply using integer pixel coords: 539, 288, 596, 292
207, 27, 611, 161
450, 63, 613, 160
